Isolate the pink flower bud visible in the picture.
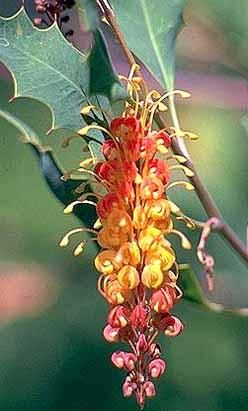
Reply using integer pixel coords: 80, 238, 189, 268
111, 351, 125, 368
124, 352, 137, 371
164, 316, 184, 337
122, 381, 137, 397
149, 343, 161, 358
149, 359, 166, 378
143, 381, 156, 397
108, 305, 130, 328
136, 334, 148, 355
103, 324, 120, 342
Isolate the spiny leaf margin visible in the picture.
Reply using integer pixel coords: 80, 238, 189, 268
0, 7, 123, 133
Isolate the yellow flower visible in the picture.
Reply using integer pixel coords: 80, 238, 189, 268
106, 279, 127, 304
146, 244, 175, 271
115, 241, 141, 266
99, 274, 128, 305
141, 264, 164, 288
145, 199, 171, 220
95, 250, 121, 275
138, 227, 163, 251
117, 265, 140, 289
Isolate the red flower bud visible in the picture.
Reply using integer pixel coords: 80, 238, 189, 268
164, 315, 184, 337
108, 305, 130, 328
96, 193, 120, 219
140, 137, 156, 159
102, 139, 118, 160
130, 304, 148, 329
150, 286, 176, 314
96, 160, 118, 183
148, 158, 170, 185
110, 116, 141, 138
154, 130, 171, 149
136, 334, 148, 355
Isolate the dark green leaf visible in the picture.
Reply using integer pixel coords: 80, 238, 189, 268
0, 8, 89, 131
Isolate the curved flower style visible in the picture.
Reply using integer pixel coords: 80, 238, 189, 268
60, 66, 197, 408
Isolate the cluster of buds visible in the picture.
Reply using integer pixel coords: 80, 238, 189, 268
60, 66, 196, 408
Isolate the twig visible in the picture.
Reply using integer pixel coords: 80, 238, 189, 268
97, 0, 137, 68
197, 217, 223, 291
98, 0, 248, 269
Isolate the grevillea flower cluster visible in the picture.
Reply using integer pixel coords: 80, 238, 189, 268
60, 66, 197, 408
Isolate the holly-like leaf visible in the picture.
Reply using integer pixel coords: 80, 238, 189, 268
110, 0, 186, 90
179, 265, 248, 316
0, 7, 123, 133
0, 109, 97, 226
0, 7, 89, 131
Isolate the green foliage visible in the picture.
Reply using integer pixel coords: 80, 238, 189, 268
0, 8, 88, 131
110, 0, 186, 90
0, 7, 122, 133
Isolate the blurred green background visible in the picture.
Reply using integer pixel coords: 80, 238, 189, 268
0, 1, 248, 410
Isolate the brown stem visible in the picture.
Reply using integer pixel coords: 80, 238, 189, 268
97, 0, 137, 67
99, 0, 248, 267
197, 217, 221, 291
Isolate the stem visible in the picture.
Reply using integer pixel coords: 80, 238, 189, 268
97, 0, 137, 67
99, 1, 248, 267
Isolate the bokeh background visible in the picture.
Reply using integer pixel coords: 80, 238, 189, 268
0, 1, 248, 410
